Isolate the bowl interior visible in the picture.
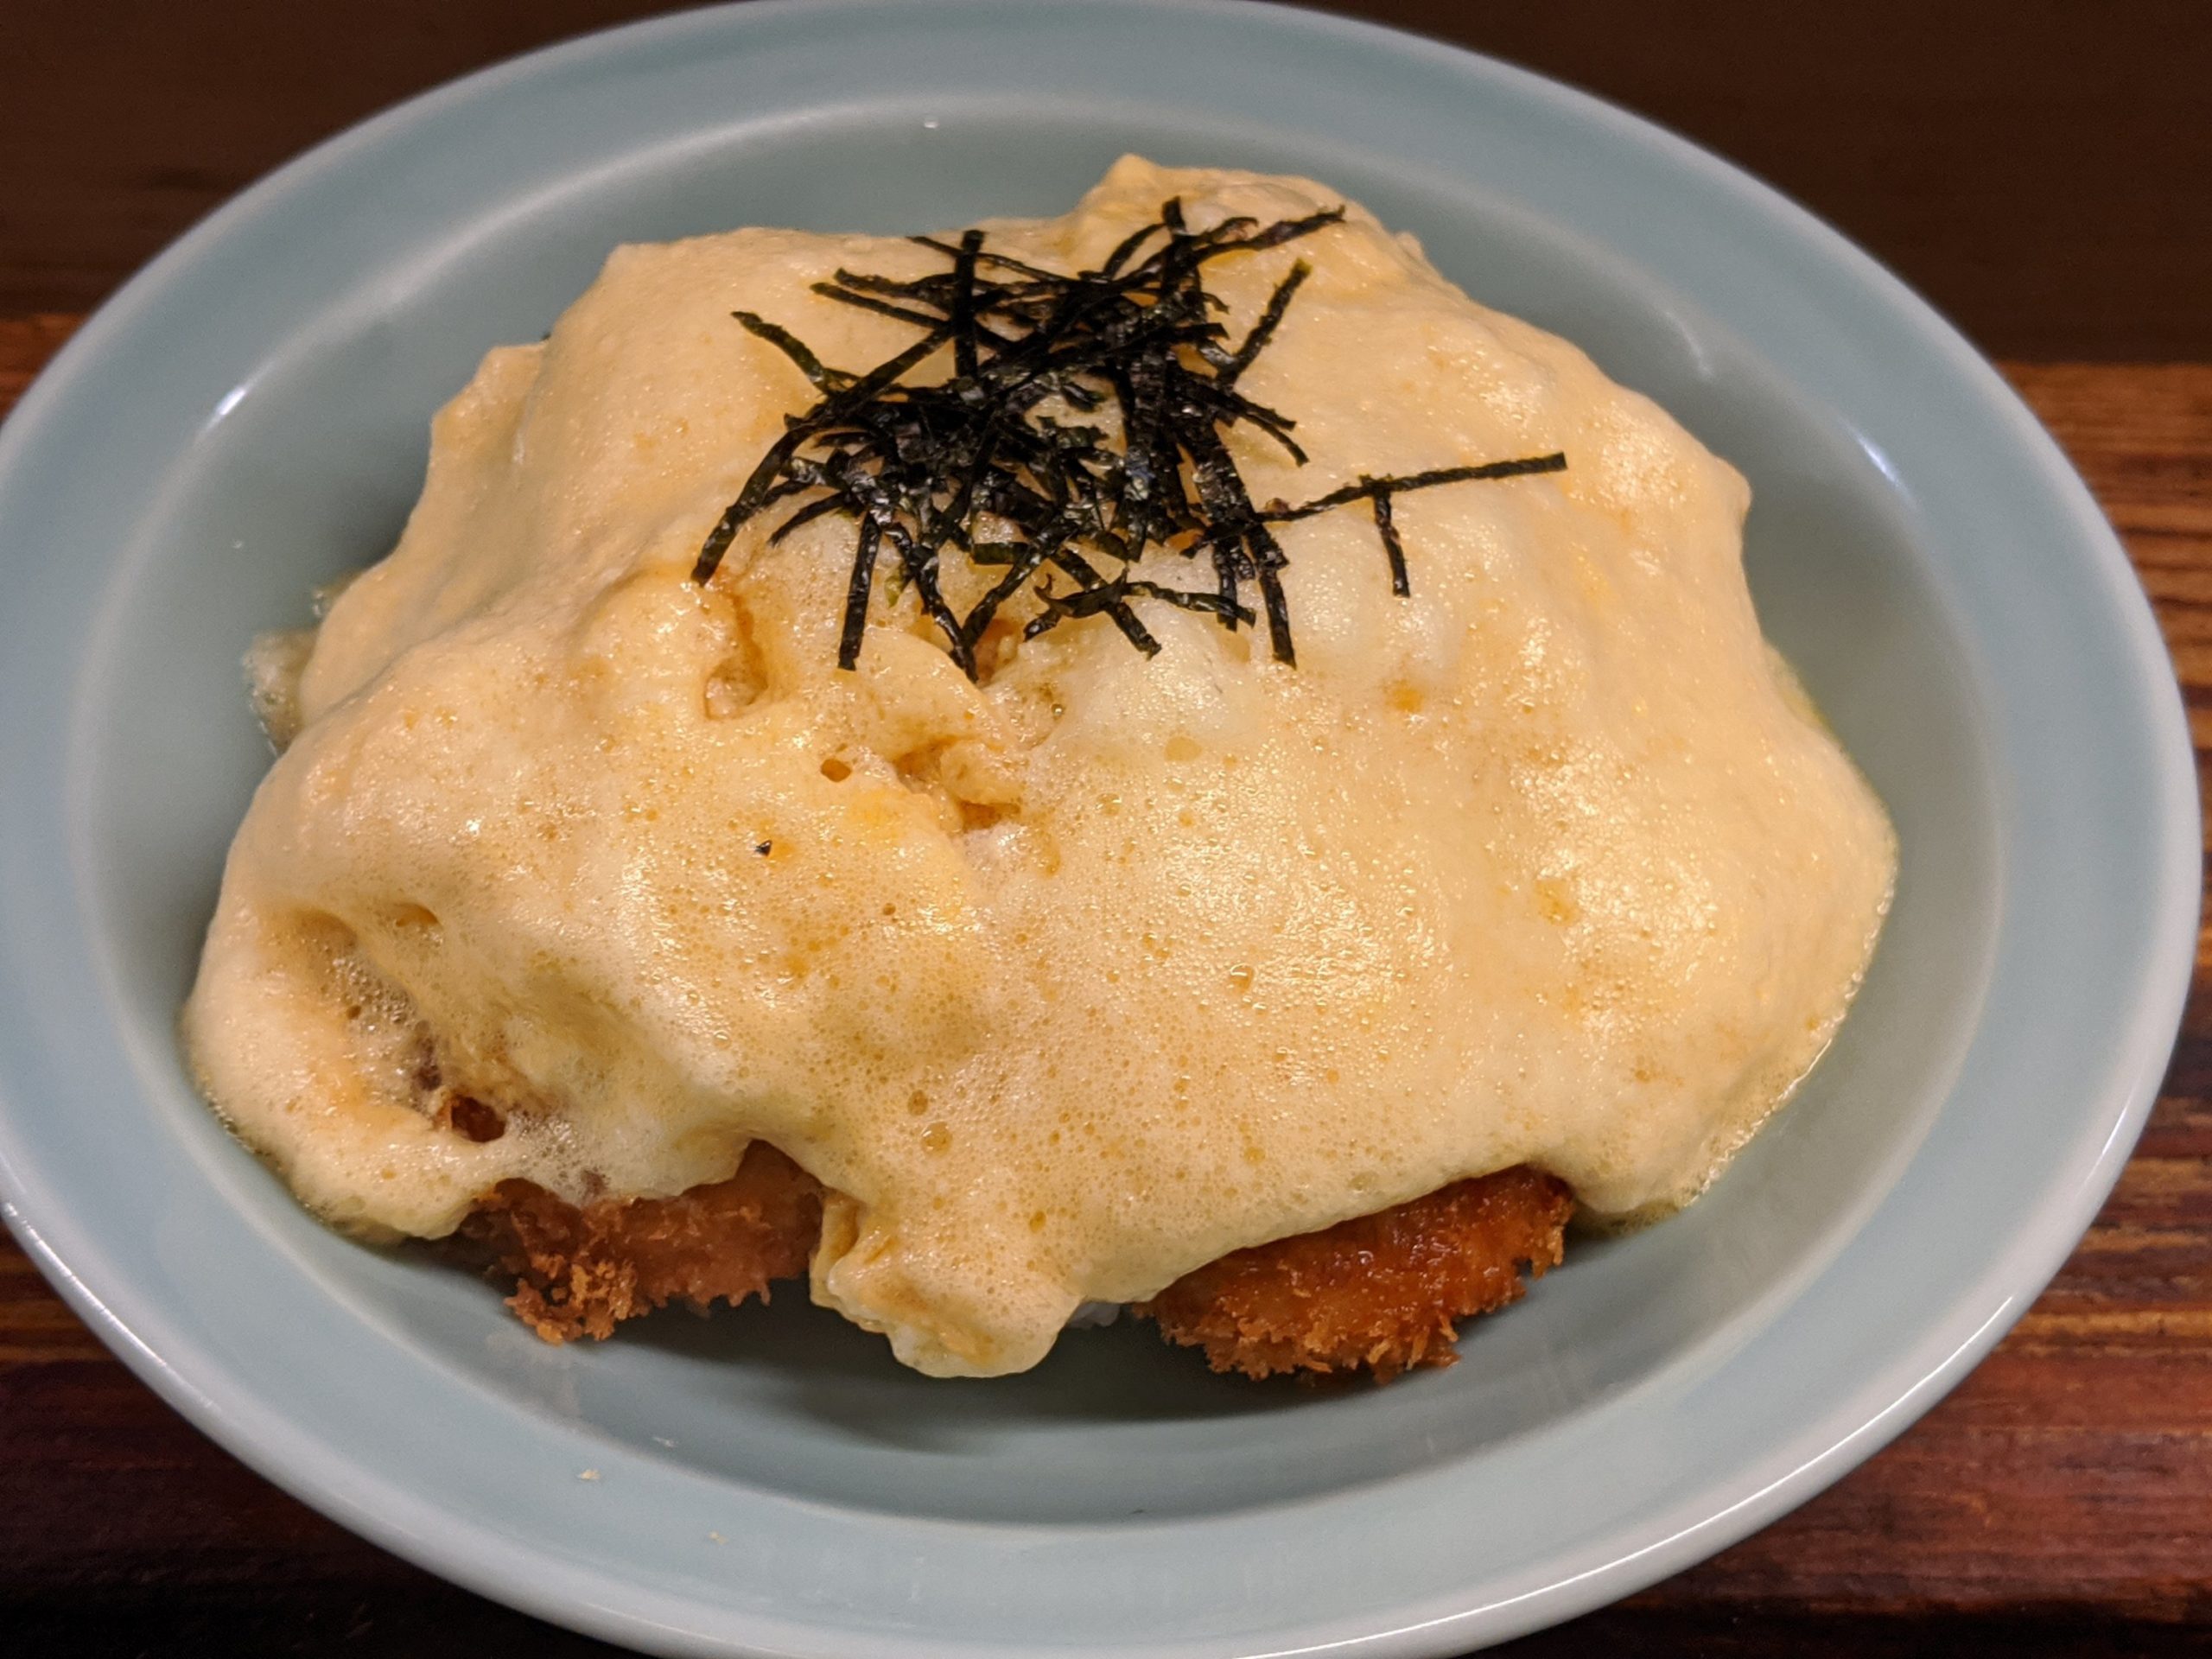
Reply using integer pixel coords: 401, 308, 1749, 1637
75, 99, 1999, 1528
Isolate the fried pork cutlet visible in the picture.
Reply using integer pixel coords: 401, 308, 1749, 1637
457, 1151, 1573, 1378
1135, 1166, 1574, 1381
457, 1142, 823, 1342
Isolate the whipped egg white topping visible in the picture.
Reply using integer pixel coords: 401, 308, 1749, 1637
186, 159, 1895, 1376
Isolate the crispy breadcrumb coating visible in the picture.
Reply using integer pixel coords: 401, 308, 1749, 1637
1135, 1166, 1574, 1381
456, 1142, 823, 1342
456, 1152, 1570, 1377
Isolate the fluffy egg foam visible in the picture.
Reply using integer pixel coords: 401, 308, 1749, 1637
184, 158, 1897, 1376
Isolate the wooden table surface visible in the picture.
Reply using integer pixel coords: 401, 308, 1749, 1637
3, 5, 2209, 1654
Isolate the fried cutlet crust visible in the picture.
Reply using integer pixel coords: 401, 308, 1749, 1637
457, 1151, 1571, 1377
455, 1141, 823, 1342
1135, 1166, 1575, 1380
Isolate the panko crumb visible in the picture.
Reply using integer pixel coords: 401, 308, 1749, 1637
1136, 1166, 1573, 1381
456, 1142, 822, 1340
454, 1150, 1571, 1382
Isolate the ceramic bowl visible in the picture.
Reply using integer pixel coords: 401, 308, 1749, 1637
0, 3, 2194, 1653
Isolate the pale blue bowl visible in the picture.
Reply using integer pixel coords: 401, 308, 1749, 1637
0, 3, 2194, 1653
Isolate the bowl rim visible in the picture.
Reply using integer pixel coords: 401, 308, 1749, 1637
0, 2, 2197, 1654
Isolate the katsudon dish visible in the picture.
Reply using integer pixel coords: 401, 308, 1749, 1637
182, 158, 1896, 1382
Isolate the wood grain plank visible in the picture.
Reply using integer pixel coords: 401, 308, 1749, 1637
5, 2, 2210, 359
0, 325, 2205, 1653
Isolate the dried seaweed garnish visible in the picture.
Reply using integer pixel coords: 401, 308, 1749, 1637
691, 200, 1567, 674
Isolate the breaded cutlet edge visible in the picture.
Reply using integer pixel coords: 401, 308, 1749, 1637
454, 1146, 1573, 1382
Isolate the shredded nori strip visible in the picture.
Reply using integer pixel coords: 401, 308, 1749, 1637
691, 200, 1567, 674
